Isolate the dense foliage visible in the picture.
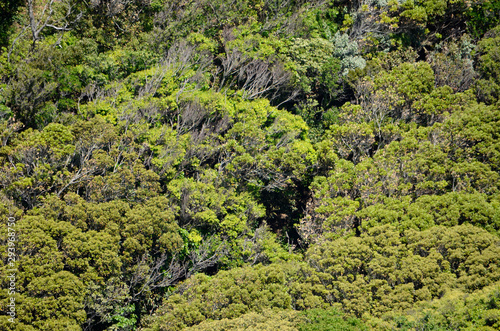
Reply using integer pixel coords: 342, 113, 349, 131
0, 0, 499, 330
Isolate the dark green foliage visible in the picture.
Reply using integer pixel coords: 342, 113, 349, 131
0, 0, 23, 48
467, 0, 500, 38
475, 25, 500, 104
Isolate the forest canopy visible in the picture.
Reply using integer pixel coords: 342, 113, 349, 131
0, 0, 500, 330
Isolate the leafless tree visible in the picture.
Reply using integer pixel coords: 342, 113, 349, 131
238, 58, 291, 101
348, 1, 392, 47
8, 0, 82, 61
219, 46, 294, 103
128, 238, 227, 300
120, 40, 213, 126
28, 0, 82, 46
186, 238, 227, 277
428, 41, 476, 92
57, 142, 101, 197
216, 27, 302, 105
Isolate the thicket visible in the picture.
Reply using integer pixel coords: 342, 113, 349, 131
0, 0, 499, 330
